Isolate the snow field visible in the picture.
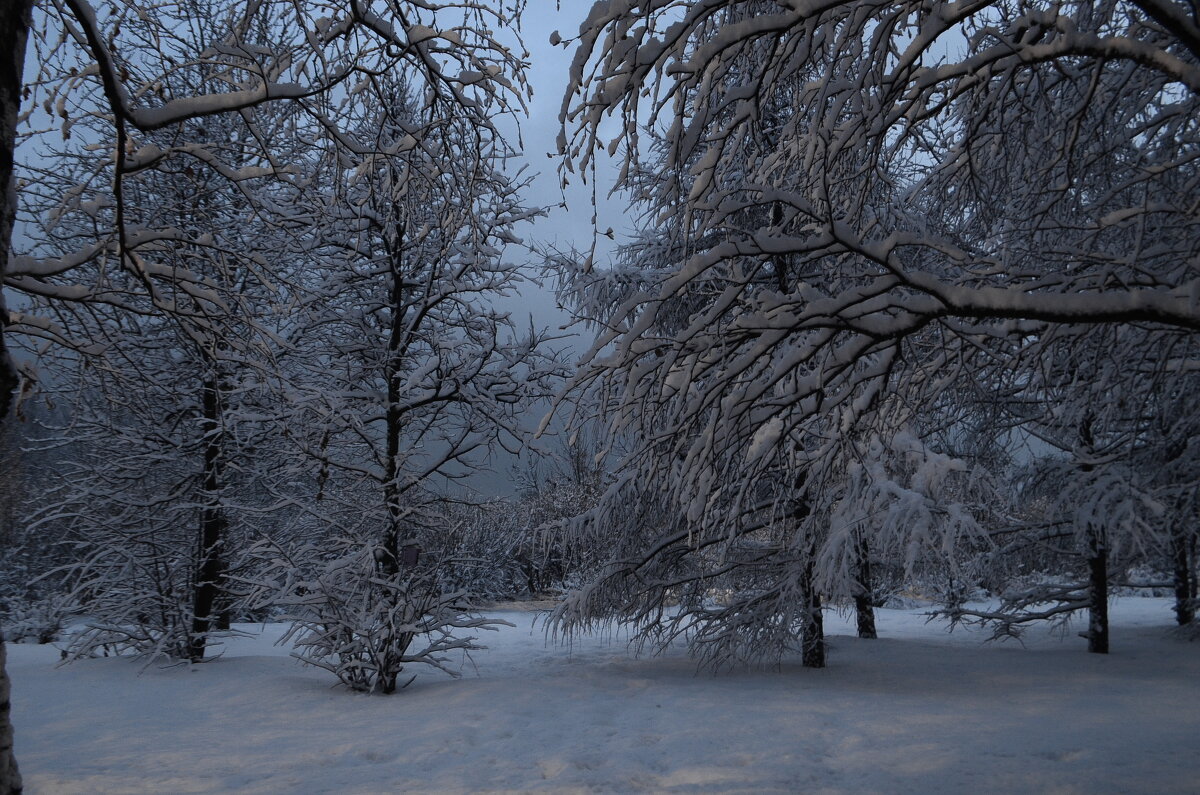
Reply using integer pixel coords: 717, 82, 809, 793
9, 598, 1198, 793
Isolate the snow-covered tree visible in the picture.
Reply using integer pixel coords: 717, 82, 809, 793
238, 534, 512, 694
224, 71, 557, 691
1, 0, 532, 781
943, 325, 1200, 648
15, 83, 297, 661
548, 0, 1198, 667
5, 0, 533, 430
278, 76, 546, 553
492, 419, 607, 596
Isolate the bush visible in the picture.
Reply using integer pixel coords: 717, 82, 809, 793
239, 535, 511, 693
55, 534, 207, 662
3, 596, 67, 644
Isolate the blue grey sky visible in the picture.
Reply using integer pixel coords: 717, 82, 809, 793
490, 2, 628, 361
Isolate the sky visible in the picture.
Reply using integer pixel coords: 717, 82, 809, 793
470, 2, 633, 495
488, 2, 627, 360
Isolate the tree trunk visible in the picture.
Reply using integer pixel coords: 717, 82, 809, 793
1077, 414, 1108, 654
380, 222, 408, 577
1172, 517, 1196, 626
1085, 525, 1109, 654
370, 222, 410, 695
788, 485, 824, 668
189, 369, 227, 662
0, 638, 17, 795
853, 532, 877, 639
0, 0, 31, 424
1191, 530, 1198, 616
800, 553, 825, 668
0, 2, 33, 791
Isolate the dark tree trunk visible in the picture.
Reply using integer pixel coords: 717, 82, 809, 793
0, 638, 16, 795
1172, 518, 1196, 626
800, 554, 825, 668
788, 485, 824, 668
853, 532, 877, 639
0, 2, 33, 791
1078, 415, 1108, 654
380, 221, 408, 578
1085, 525, 1109, 654
370, 222, 411, 696
1191, 531, 1198, 614
189, 369, 227, 662
0, 0, 31, 425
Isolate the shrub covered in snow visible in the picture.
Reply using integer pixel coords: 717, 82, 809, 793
55, 535, 210, 662
2, 597, 67, 645
238, 535, 510, 693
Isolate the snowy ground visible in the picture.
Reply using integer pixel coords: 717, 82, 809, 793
9, 598, 1198, 794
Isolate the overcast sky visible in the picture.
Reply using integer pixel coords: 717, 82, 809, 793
488, 3, 629, 362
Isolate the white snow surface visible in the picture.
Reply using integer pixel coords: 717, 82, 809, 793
10, 599, 1198, 793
